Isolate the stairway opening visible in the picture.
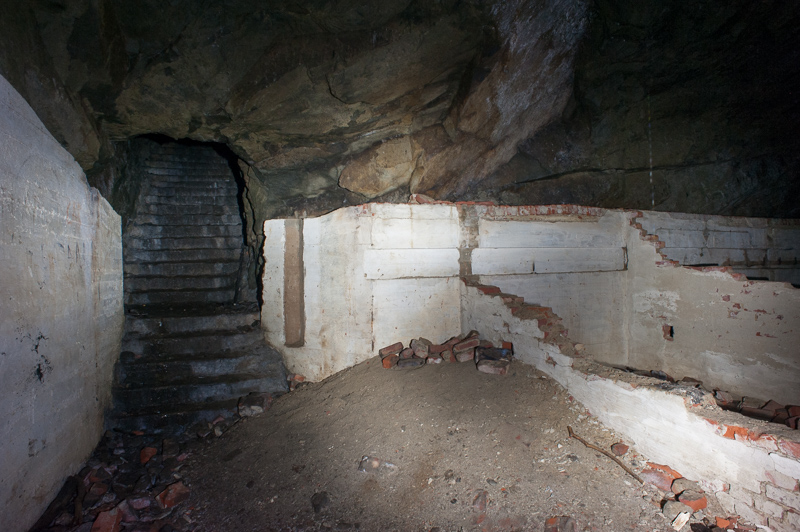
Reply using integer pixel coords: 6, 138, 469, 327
112, 136, 287, 434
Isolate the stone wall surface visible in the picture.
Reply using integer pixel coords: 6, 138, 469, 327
0, 74, 124, 532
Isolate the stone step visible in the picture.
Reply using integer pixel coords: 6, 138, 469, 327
131, 214, 243, 226
113, 372, 285, 410
125, 287, 236, 306
126, 224, 242, 239
109, 399, 241, 435
124, 235, 243, 251
124, 309, 260, 337
125, 247, 241, 263
141, 194, 239, 207
143, 161, 233, 177
144, 174, 234, 185
137, 203, 240, 216
117, 347, 282, 388
145, 154, 230, 165
124, 260, 241, 277
146, 183, 239, 195
121, 329, 264, 356
124, 274, 237, 293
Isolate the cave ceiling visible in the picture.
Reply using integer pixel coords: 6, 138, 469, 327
2, 0, 799, 218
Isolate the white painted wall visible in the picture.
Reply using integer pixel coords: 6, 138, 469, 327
262, 204, 461, 381
639, 211, 800, 285
0, 74, 124, 532
264, 204, 800, 404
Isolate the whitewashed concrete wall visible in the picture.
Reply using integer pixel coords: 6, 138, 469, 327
0, 75, 124, 532
265, 204, 800, 404
625, 219, 800, 405
262, 204, 461, 381
639, 211, 800, 285
472, 208, 628, 364
462, 280, 800, 530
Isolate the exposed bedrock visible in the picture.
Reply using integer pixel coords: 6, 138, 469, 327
2, 0, 798, 220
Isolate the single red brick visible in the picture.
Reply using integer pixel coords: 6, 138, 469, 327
140, 447, 158, 465
464, 330, 480, 339
762, 400, 784, 412
501, 341, 513, 350
476, 285, 501, 294
610, 443, 629, 456
440, 349, 455, 363
91, 507, 122, 532
787, 405, 800, 417
399, 348, 414, 359
379, 342, 403, 357
156, 482, 190, 509
455, 349, 474, 362
477, 359, 508, 375
429, 344, 447, 354
478, 339, 494, 348
678, 490, 707, 512
454, 337, 480, 352
381, 354, 399, 369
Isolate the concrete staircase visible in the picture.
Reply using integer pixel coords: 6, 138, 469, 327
112, 142, 286, 433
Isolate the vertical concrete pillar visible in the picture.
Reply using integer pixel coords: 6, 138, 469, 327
283, 218, 305, 347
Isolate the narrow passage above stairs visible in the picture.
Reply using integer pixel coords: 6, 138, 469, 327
112, 140, 286, 434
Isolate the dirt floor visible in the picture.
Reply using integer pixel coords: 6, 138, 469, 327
177, 359, 726, 531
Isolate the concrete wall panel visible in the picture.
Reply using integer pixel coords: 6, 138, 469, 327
0, 75, 123, 532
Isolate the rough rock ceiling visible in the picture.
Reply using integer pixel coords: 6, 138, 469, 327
2, 0, 799, 218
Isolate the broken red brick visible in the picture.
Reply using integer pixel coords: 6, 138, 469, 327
640, 468, 677, 491
426, 356, 442, 365
378, 342, 404, 357
610, 443, 629, 456
399, 347, 414, 359
381, 354, 399, 369
678, 490, 707, 512
156, 481, 190, 509
787, 405, 800, 417
453, 337, 480, 352
91, 507, 122, 532
722, 425, 748, 439
646, 462, 682, 480
139, 447, 158, 465
441, 349, 455, 363
779, 439, 800, 459
501, 341, 513, 351
715, 516, 736, 529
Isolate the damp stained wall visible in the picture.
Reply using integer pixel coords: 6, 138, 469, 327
264, 203, 799, 406
0, 74, 124, 532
